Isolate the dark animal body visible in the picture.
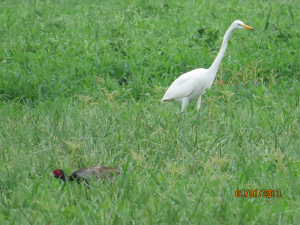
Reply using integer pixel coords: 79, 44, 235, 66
53, 165, 120, 184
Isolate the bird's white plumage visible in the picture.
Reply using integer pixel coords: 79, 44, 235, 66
161, 20, 254, 119
162, 68, 209, 103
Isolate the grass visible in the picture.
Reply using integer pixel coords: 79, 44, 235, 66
0, 0, 300, 224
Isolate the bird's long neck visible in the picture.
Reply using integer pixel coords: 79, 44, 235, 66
208, 25, 235, 76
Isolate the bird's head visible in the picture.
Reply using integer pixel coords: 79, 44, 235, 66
53, 169, 66, 181
233, 20, 255, 30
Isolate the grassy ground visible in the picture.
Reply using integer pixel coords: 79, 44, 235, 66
1, 0, 300, 224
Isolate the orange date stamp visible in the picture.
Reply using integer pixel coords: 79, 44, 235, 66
236, 189, 281, 198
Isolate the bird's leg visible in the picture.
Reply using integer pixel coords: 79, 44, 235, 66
178, 98, 189, 125
180, 97, 190, 114
196, 95, 202, 122
178, 114, 181, 126
178, 107, 182, 125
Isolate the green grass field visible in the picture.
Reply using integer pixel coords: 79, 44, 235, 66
1, 0, 300, 224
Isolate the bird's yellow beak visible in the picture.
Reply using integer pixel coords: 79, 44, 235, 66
242, 24, 255, 30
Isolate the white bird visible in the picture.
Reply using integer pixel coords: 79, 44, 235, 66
161, 20, 254, 119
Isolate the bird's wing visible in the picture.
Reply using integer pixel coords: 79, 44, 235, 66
74, 165, 119, 180
162, 68, 207, 101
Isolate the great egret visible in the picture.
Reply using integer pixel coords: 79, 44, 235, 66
161, 20, 254, 119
